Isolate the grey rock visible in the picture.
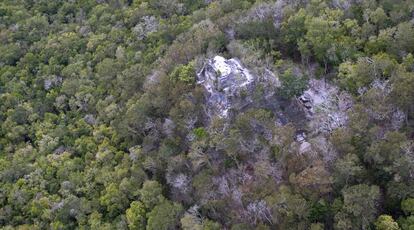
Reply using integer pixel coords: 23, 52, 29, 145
298, 79, 352, 134
53, 146, 67, 155
79, 26, 91, 37
295, 132, 306, 143
391, 109, 406, 130
132, 16, 159, 40
299, 141, 312, 155
44, 75, 62, 90
84, 114, 96, 125
197, 56, 255, 119
162, 118, 175, 137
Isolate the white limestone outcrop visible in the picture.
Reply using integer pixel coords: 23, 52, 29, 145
197, 56, 255, 118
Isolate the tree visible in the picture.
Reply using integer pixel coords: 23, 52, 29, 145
265, 186, 309, 229
202, 220, 222, 230
398, 216, 414, 230
335, 184, 381, 229
147, 0, 185, 17
310, 223, 324, 230
392, 22, 414, 56
180, 211, 202, 230
99, 183, 129, 217
364, 7, 389, 31
235, 18, 277, 40
300, 8, 359, 68
146, 200, 183, 230
0, 43, 24, 65
401, 198, 414, 216
139, 180, 164, 209
279, 68, 308, 99
333, 153, 365, 187
308, 200, 330, 224
365, 131, 407, 176
398, 199, 414, 230
281, 9, 307, 51
303, 15, 336, 66
126, 201, 146, 230
95, 58, 122, 88
374, 215, 400, 230
169, 61, 196, 84
391, 70, 414, 116
292, 160, 333, 196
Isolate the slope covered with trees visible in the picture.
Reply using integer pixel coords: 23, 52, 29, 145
1, 0, 414, 229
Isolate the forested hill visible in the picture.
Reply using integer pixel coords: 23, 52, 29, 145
1, 0, 414, 229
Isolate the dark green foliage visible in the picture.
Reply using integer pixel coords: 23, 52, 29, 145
193, 127, 208, 139
402, 198, 414, 216
169, 61, 196, 84
235, 18, 278, 40
308, 201, 330, 223
279, 68, 308, 99
146, 200, 183, 230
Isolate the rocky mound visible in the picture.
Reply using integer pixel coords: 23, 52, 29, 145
299, 79, 353, 134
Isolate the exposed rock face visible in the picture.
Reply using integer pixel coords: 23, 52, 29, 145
197, 56, 255, 118
299, 79, 353, 134
294, 79, 353, 164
